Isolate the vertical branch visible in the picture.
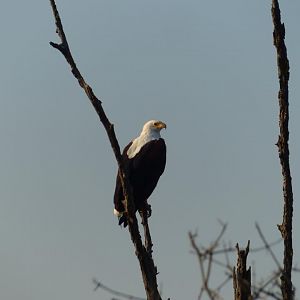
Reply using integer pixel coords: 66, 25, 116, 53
233, 241, 252, 300
48, 1, 162, 299
271, 1, 294, 299
140, 211, 154, 256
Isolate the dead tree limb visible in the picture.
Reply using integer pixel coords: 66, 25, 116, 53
233, 241, 252, 300
271, 1, 294, 299
48, 1, 162, 299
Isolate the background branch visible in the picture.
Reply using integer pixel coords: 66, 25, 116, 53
49, 1, 162, 299
255, 223, 282, 271
189, 223, 298, 299
271, 1, 294, 299
189, 224, 228, 300
93, 279, 146, 300
232, 241, 252, 300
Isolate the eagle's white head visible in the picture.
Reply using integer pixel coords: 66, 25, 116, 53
141, 120, 167, 136
127, 120, 166, 159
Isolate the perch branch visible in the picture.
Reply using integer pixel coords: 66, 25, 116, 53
49, 1, 162, 299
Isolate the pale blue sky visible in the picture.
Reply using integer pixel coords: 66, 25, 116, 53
0, 1, 299, 299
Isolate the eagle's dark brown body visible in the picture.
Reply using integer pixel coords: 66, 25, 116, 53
113, 138, 166, 226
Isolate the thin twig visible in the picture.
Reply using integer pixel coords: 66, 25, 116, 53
215, 275, 232, 293
252, 270, 282, 299
212, 238, 282, 256
93, 279, 146, 300
255, 223, 282, 270
189, 224, 228, 300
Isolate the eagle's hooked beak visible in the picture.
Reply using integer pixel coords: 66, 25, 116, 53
156, 121, 167, 130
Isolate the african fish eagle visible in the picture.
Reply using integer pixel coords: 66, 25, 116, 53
113, 120, 167, 227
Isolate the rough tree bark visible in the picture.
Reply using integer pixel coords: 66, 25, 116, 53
271, 1, 294, 299
48, 1, 162, 299
233, 241, 252, 300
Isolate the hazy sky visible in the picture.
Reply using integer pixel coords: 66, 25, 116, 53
0, 1, 299, 299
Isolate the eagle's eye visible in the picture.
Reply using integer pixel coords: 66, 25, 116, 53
153, 122, 159, 126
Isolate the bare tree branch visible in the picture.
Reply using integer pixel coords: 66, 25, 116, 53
252, 270, 282, 300
271, 1, 294, 299
189, 224, 293, 299
189, 224, 228, 300
48, 1, 162, 299
93, 279, 146, 300
255, 223, 282, 271
212, 239, 282, 256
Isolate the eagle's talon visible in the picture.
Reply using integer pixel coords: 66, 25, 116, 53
146, 204, 152, 218
138, 204, 152, 220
